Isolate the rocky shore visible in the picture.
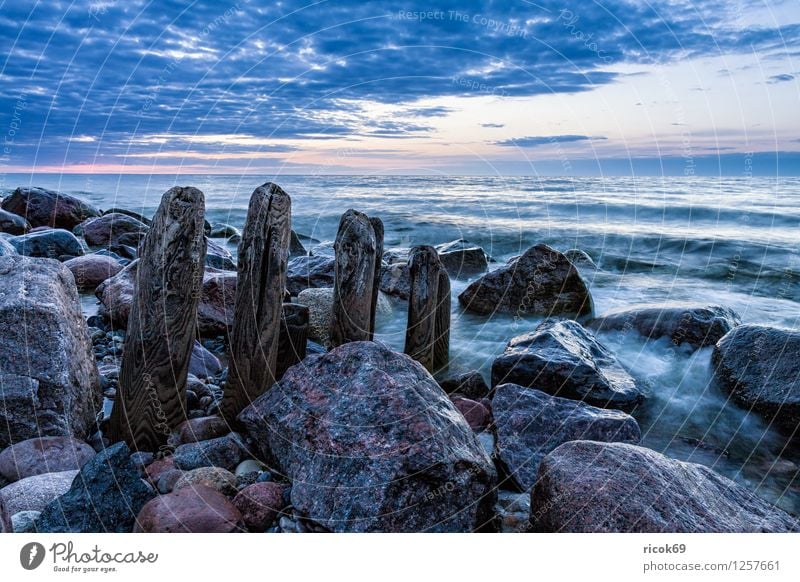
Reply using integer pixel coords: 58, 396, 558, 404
0, 185, 798, 533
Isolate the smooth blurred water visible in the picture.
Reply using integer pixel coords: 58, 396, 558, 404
5, 173, 799, 513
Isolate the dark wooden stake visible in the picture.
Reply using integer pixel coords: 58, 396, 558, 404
109, 186, 207, 451
330, 209, 381, 347
368, 217, 384, 341
276, 303, 309, 380
404, 245, 451, 373
221, 183, 291, 422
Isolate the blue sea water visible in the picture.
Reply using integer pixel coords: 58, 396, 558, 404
3, 173, 799, 513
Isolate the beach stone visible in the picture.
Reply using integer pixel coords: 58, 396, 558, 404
286, 255, 335, 296
308, 241, 335, 258
712, 324, 800, 432
379, 262, 410, 299
0, 470, 78, 515
144, 456, 175, 481
296, 287, 391, 347
102, 207, 151, 225
451, 397, 491, 431
290, 230, 307, 257
0, 255, 101, 448
173, 466, 238, 497
173, 434, 243, 471
188, 340, 222, 379
197, 270, 237, 335
0, 208, 31, 235
11, 510, 40, 533
491, 319, 645, 410
77, 212, 148, 247
134, 485, 242, 533
440, 371, 490, 400
458, 244, 592, 317
531, 441, 799, 532
435, 239, 488, 278
64, 254, 123, 291
205, 238, 236, 270
95, 260, 136, 327
0, 237, 18, 256
0, 436, 96, 482
0, 493, 9, 532
589, 304, 741, 349
233, 482, 288, 531
563, 248, 597, 269
156, 469, 184, 494
1, 187, 100, 230
493, 384, 641, 491
9, 229, 85, 259
35, 442, 156, 533
174, 416, 231, 445
235, 459, 266, 477
209, 223, 240, 238
238, 341, 497, 532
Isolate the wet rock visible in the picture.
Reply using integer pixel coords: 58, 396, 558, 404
11, 510, 40, 533
589, 304, 741, 349
9, 229, 85, 259
286, 255, 335, 296
233, 482, 288, 531
95, 260, 137, 327
458, 244, 593, 317
205, 238, 236, 270
440, 371, 490, 400
563, 248, 597, 269
35, 442, 156, 533
451, 397, 491, 431
0, 208, 31, 235
64, 254, 123, 291
0, 237, 17, 256
102, 207, 151, 225
238, 341, 497, 532
188, 340, 222, 379
0, 255, 101, 448
173, 416, 231, 445
491, 319, 645, 410
296, 287, 391, 347
308, 241, 335, 258
712, 324, 800, 432
379, 262, 410, 299
134, 485, 242, 533
289, 230, 307, 257
209, 223, 240, 239
531, 441, 799, 532
1, 187, 100, 230
0, 436, 96, 482
0, 470, 79, 515
435, 239, 488, 278
77, 212, 148, 247
173, 434, 243, 472
197, 270, 237, 336
173, 466, 238, 497
493, 384, 641, 491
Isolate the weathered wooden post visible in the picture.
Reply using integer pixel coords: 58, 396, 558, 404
404, 245, 450, 373
330, 209, 382, 347
276, 303, 309, 380
221, 183, 291, 422
368, 217, 384, 340
109, 186, 207, 451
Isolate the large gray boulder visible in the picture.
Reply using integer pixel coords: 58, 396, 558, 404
531, 441, 799, 532
435, 239, 488, 278
286, 255, 335, 296
458, 244, 592, 317
712, 325, 800, 432
1, 187, 100, 230
76, 212, 148, 247
9, 229, 85, 259
589, 304, 741, 349
238, 341, 497, 532
0, 255, 101, 448
0, 207, 31, 235
296, 286, 392, 347
0, 470, 79, 515
379, 262, 410, 299
491, 319, 646, 410
493, 384, 640, 491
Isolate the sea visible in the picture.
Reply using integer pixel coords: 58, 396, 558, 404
4, 173, 799, 514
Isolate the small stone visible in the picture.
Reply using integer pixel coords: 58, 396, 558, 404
174, 416, 232, 445
233, 482, 288, 531
173, 434, 243, 471
156, 469, 184, 494
440, 371, 490, 400
452, 397, 491, 431
134, 485, 242, 533
235, 459, 267, 477
173, 466, 238, 497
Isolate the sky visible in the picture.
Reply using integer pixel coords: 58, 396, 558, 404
0, 0, 799, 176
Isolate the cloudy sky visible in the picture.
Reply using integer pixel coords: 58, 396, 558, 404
1, 0, 799, 175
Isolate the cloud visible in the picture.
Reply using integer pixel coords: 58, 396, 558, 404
767, 73, 795, 83
494, 135, 607, 147
481, 122, 505, 128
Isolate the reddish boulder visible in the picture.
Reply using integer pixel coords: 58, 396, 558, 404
452, 397, 491, 431
134, 485, 242, 533
77, 212, 148, 247
1, 187, 100, 230
174, 416, 231, 445
0, 436, 96, 482
233, 482, 287, 531
64, 254, 123, 291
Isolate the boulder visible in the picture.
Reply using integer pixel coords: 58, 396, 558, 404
530, 441, 799, 532
0, 207, 31, 235
286, 255, 335, 296
712, 325, 800, 431
173, 466, 238, 497
439, 371, 490, 400
9, 229, 85, 259
491, 319, 645, 410
492, 384, 641, 491
173, 434, 243, 472
0, 237, 17, 256
296, 287, 391, 347
0, 255, 101, 448
205, 238, 236, 270
458, 244, 593, 317
589, 304, 741, 349
34, 442, 156, 533
233, 481, 288, 531
209, 223, 240, 238
188, 340, 222, 379
379, 262, 410, 299
102, 207, 151, 225
77, 212, 148, 248
11, 510, 40, 533
173, 416, 231, 445
134, 485, 242, 533
238, 341, 497, 532
308, 241, 335, 258
435, 239, 488, 278
563, 248, 597, 269
0, 492, 9, 533
289, 230, 307, 257
0, 470, 78, 515
95, 260, 137, 327
0, 436, 96, 482
197, 270, 237, 336
451, 397, 491, 431
1, 187, 101, 230
63, 254, 123, 291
